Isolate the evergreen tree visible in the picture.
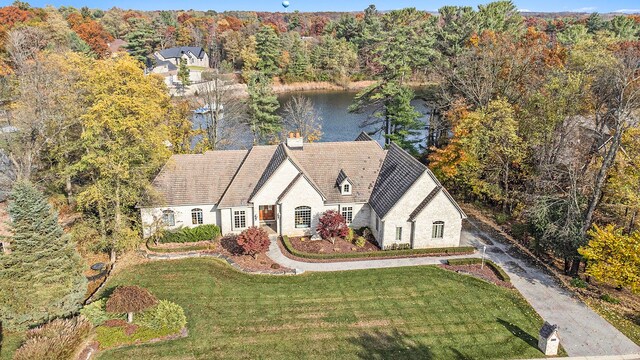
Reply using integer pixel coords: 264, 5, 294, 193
255, 26, 281, 78
0, 181, 87, 331
384, 83, 423, 153
124, 17, 157, 64
246, 72, 282, 144
177, 58, 191, 87
284, 35, 310, 82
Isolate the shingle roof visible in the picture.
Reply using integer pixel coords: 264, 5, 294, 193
158, 46, 206, 60
355, 131, 375, 142
408, 186, 442, 222
283, 141, 386, 204
369, 143, 428, 219
218, 145, 278, 208
149, 150, 247, 206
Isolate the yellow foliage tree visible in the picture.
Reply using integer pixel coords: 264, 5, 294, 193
580, 225, 640, 293
74, 55, 171, 261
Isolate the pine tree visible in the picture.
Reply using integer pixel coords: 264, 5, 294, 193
284, 35, 310, 82
246, 72, 282, 144
178, 58, 191, 87
255, 25, 281, 78
383, 83, 423, 154
0, 181, 87, 331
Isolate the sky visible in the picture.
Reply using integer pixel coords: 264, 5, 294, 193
7, 0, 640, 14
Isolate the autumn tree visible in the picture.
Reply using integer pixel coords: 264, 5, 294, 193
106, 286, 158, 323
68, 12, 113, 57
74, 55, 171, 262
197, 71, 246, 149
236, 226, 270, 259
317, 210, 349, 245
282, 95, 322, 142
580, 225, 640, 293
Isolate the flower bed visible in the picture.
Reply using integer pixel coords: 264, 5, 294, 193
288, 235, 380, 254
282, 235, 475, 260
446, 258, 511, 282
440, 263, 513, 289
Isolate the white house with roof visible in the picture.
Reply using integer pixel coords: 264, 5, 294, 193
151, 46, 210, 87
140, 133, 466, 249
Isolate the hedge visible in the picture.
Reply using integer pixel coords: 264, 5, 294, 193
446, 258, 511, 282
146, 239, 216, 253
282, 235, 475, 260
159, 225, 221, 244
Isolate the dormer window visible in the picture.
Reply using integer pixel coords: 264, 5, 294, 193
337, 169, 353, 195
343, 183, 351, 194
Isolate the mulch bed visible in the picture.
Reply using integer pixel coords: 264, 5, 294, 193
440, 263, 513, 289
289, 236, 379, 254
212, 235, 292, 273
152, 240, 216, 249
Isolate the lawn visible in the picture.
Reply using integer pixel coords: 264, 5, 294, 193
0, 332, 24, 360
97, 258, 545, 359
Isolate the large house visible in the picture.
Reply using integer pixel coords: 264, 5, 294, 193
140, 133, 467, 249
150, 46, 210, 87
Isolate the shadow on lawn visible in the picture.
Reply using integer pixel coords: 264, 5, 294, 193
497, 318, 538, 348
348, 329, 434, 359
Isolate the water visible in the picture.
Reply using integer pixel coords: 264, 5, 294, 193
193, 90, 431, 149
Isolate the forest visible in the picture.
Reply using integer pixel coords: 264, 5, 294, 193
0, 0, 639, 343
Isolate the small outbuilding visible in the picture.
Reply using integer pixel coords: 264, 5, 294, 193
538, 322, 560, 356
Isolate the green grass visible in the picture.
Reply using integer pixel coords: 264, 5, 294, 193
0, 332, 24, 360
95, 258, 546, 359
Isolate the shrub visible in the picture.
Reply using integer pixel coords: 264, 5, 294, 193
80, 299, 121, 326
236, 226, 270, 259
570, 277, 588, 289
354, 236, 366, 247
317, 210, 348, 244
135, 300, 187, 332
600, 293, 621, 304
495, 213, 509, 225
345, 228, 355, 242
106, 286, 158, 323
14, 316, 93, 360
159, 225, 221, 244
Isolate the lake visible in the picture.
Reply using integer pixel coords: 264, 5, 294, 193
193, 90, 431, 149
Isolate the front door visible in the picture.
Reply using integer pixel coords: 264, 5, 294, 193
259, 205, 276, 221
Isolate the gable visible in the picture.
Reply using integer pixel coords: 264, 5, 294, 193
408, 187, 466, 222
250, 158, 300, 205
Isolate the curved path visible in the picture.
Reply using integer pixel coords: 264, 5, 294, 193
267, 223, 640, 357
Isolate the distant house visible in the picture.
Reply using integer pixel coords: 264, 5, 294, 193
141, 133, 466, 249
150, 46, 210, 87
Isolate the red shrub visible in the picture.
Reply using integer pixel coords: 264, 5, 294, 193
317, 210, 348, 244
236, 226, 270, 259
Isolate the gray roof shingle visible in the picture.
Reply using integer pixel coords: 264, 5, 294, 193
158, 46, 206, 60
369, 143, 429, 219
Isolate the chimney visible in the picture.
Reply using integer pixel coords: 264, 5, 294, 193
287, 131, 303, 149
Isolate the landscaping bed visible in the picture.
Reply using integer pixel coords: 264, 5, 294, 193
281, 235, 475, 262
97, 258, 547, 359
441, 258, 512, 289
212, 235, 292, 273
288, 235, 380, 254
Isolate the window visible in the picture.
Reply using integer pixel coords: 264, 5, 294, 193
341, 206, 353, 224
295, 206, 311, 228
375, 217, 379, 231
396, 227, 402, 241
191, 208, 203, 225
432, 221, 444, 239
162, 210, 175, 227
234, 210, 246, 229
342, 183, 351, 194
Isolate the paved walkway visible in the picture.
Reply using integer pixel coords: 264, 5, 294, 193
267, 223, 640, 357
